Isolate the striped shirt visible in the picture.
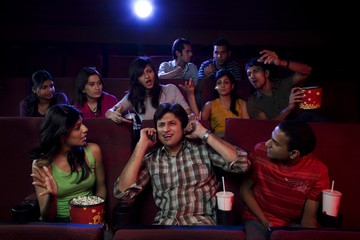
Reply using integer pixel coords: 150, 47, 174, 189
114, 139, 250, 225
198, 58, 242, 81
243, 142, 329, 226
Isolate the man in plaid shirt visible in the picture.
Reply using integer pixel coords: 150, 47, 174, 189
114, 103, 250, 225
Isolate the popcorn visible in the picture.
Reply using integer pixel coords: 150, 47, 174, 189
69, 196, 104, 206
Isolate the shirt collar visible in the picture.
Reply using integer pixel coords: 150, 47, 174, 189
254, 81, 279, 100
170, 59, 189, 72
159, 139, 191, 156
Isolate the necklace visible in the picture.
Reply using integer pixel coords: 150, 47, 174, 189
87, 103, 98, 115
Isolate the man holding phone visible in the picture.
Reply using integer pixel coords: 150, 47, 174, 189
113, 103, 250, 225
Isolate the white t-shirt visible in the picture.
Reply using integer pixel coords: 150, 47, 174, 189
116, 84, 190, 121
158, 60, 199, 86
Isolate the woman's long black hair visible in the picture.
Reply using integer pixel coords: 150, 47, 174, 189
24, 70, 58, 116
128, 57, 161, 114
72, 67, 104, 115
214, 69, 240, 116
31, 104, 90, 183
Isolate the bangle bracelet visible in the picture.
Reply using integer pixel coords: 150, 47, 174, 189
202, 130, 212, 144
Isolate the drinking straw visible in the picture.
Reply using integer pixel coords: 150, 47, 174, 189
222, 176, 226, 194
331, 180, 334, 192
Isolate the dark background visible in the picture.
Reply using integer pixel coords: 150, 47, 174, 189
0, 0, 356, 121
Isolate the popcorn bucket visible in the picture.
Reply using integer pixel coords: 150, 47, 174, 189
299, 86, 322, 110
69, 196, 105, 225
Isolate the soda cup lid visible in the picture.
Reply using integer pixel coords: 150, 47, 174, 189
322, 189, 342, 196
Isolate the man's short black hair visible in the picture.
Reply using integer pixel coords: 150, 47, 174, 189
154, 103, 189, 130
172, 38, 191, 60
278, 119, 317, 156
245, 57, 269, 72
213, 38, 231, 51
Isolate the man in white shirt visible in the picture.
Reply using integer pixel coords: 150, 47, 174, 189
158, 38, 199, 86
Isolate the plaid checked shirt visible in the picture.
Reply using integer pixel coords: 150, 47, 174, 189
114, 139, 250, 225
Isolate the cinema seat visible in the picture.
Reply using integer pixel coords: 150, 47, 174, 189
113, 227, 246, 240
64, 55, 103, 77
0, 223, 102, 240
107, 55, 138, 78
269, 228, 360, 240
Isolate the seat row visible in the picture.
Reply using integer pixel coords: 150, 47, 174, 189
0, 77, 252, 117
1, 54, 216, 78
2, 223, 360, 240
1, 117, 359, 230
2, 117, 360, 237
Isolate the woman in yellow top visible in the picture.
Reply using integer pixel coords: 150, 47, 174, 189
181, 69, 249, 138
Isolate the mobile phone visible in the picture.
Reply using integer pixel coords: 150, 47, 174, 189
147, 132, 157, 142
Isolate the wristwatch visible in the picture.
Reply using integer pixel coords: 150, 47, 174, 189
202, 130, 212, 144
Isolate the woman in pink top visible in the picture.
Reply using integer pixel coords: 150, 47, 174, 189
72, 67, 118, 118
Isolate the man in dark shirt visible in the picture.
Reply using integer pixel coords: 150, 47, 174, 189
245, 50, 312, 120
197, 38, 242, 108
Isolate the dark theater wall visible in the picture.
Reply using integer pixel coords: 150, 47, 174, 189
0, 0, 346, 45
0, 0, 356, 121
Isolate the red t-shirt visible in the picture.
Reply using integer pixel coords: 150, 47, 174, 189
74, 92, 118, 118
242, 142, 329, 226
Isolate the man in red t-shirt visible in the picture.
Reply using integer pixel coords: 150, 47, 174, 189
240, 120, 329, 240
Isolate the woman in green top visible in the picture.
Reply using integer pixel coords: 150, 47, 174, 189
31, 104, 106, 222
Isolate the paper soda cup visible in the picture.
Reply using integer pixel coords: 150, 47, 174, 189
216, 191, 234, 211
299, 86, 322, 110
322, 189, 342, 217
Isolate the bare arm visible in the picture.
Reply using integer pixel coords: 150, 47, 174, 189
185, 121, 237, 162
158, 66, 185, 79
31, 162, 58, 221
179, 78, 200, 116
240, 178, 272, 229
301, 199, 321, 228
87, 143, 107, 199
105, 103, 132, 123
254, 87, 305, 121
280, 60, 312, 86
272, 87, 305, 121
201, 101, 212, 121
241, 100, 250, 119
116, 128, 157, 192
258, 49, 312, 85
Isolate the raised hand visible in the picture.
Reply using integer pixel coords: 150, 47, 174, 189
139, 128, 158, 148
179, 78, 195, 96
110, 104, 132, 124
258, 50, 280, 66
31, 165, 58, 197
184, 120, 207, 140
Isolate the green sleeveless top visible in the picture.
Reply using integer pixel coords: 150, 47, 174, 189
51, 146, 96, 219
